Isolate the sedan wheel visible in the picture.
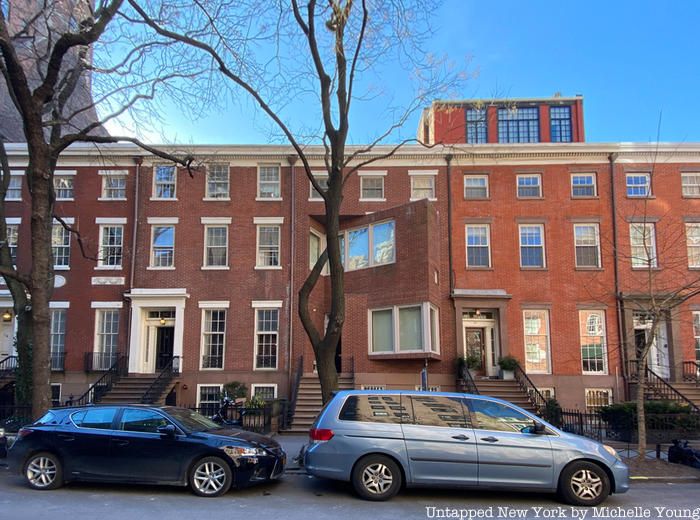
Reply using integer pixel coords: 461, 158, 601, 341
559, 461, 610, 506
25, 452, 63, 490
189, 457, 233, 497
351, 455, 402, 501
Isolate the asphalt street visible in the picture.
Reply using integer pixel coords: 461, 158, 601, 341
0, 468, 699, 520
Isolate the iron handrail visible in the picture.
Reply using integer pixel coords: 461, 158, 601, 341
513, 362, 547, 416
71, 355, 127, 406
141, 356, 180, 404
627, 359, 700, 413
0, 355, 18, 374
457, 359, 479, 395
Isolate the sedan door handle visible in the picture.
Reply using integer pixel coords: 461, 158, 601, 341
481, 436, 499, 443
112, 439, 130, 447
57, 434, 74, 442
451, 434, 470, 441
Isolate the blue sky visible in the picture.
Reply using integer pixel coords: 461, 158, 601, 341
134, 0, 700, 145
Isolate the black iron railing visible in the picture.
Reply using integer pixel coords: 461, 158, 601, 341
0, 355, 18, 375
0, 404, 32, 428
50, 352, 65, 372
141, 356, 180, 404
627, 359, 700, 412
513, 362, 547, 416
682, 360, 700, 383
201, 355, 223, 370
457, 360, 479, 395
70, 355, 127, 406
84, 352, 119, 372
189, 404, 273, 434
283, 355, 304, 430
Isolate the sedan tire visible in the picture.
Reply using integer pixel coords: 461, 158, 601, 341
189, 456, 233, 497
558, 461, 611, 507
351, 455, 402, 501
24, 452, 63, 490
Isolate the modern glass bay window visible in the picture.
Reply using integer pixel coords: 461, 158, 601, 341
340, 220, 395, 271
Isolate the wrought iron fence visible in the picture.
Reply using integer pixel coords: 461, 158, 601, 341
0, 405, 32, 430
682, 361, 700, 383
189, 404, 273, 434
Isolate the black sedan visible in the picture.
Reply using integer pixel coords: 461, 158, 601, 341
6, 404, 285, 497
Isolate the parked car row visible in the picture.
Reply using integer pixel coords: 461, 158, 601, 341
4, 391, 629, 506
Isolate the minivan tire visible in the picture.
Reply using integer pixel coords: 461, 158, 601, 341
189, 456, 233, 497
558, 461, 610, 507
351, 454, 402, 501
24, 452, 63, 490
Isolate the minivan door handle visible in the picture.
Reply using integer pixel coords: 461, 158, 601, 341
481, 436, 499, 443
451, 434, 469, 441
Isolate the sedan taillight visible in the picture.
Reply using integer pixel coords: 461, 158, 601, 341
309, 428, 334, 442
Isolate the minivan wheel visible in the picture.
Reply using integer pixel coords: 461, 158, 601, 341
351, 455, 402, 501
558, 461, 610, 507
189, 456, 233, 497
24, 452, 63, 490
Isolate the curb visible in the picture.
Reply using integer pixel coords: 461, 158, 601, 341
630, 475, 700, 483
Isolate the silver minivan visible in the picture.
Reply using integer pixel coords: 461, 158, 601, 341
303, 390, 629, 505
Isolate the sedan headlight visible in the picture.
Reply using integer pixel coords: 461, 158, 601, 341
221, 445, 267, 458
603, 444, 621, 461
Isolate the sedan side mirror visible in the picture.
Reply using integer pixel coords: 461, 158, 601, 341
533, 421, 546, 435
157, 424, 176, 437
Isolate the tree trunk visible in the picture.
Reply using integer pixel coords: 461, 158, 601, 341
315, 341, 338, 404
636, 357, 647, 461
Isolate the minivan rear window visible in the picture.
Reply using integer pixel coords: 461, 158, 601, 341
339, 395, 408, 424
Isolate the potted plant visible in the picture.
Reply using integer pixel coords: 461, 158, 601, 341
498, 355, 518, 380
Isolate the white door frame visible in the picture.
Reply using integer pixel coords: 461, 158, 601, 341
462, 313, 499, 377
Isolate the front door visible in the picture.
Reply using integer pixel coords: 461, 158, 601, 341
634, 314, 670, 379
464, 328, 486, 372
156, 326, 174, 370
0, 320, 14, 358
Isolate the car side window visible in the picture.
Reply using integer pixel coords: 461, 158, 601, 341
409, 395, 470, 428
338, 395, 407, 424
119, 409, 170, 433
464, 398, 532, 433
71, 408, 118, 430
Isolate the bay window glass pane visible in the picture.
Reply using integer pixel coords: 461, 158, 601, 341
372, 310, 393, 352
373, 221, 395, 265
399, 306, 423, 351
347, 228, 369, 270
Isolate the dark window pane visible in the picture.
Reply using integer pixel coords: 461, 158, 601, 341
465, 398, 531, 432
410, 395, 470, 428
339, 395, 406, 423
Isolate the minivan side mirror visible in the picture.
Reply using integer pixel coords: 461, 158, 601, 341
157, 424, 176, 437
521, 421, 546, 435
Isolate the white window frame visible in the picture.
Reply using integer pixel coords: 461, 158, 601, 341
205, 164, 230, 200
681, 173, 700, 198
201, 218, 231, 269
53, 171, 76, 201
149, 224, 176, 269
309, 228, 329, 275
253, 304, 281, 370
152, 165, 177, 200
199, 307, 227, 370
539, 387, 556, 400
309, 172, 329, 201
359, 171, 386, 202
687, 223, 700, 268
522, 309, 551, 374
50, 308, 67, 371
465, 224, 491, 268
196, 384, 223, 412
256, 164, 282, 201
516, 173, 543, 198
7, 171, 23, 201
96, 223, 124, 270
579, 310, 608, 375
629, 222, 657, 268
251, 384, 278, 399
93, 308, 120, 370
626, 172, 651, 198
585, 388, 613, 411
5, 222, 18, 267
99, 170, 128, 201
571, 173, 597, 198
52, 218, 72, 270
409, 170, 438, 201
573, 223, 601, 268
463, 175, 489, 199
519, 224, 546, 268
51, 383, 62, 407
368, 302, 440, 355
255, 217, 283, 269
693, 312, 700, 362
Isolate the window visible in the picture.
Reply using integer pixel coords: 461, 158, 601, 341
95, 309, 119, 370
72, 407, 118, 429
201, 309, 226, 369
206, 164, 229, 199
539, 387, 556, 400
7, 174, 21, 201
466, 108, 487, 144
579, 310, 607, 374
467, 398, 531, 432
51, 384, 61, 407
50, 309, 66, 371
341, 220, 395, 271
681, 173, 700, 197
410, 175, 436, 200
204, 226, 228, 267
198, 385, 222, 416
498, 107, 539, 143
101, 173, 127, 200
360, 175, 385, 200
53, 174, 74, 200
687, 224, 700, 268
574, 223, 601, 268
693, 313, 700, 361
98, 225, 123, 268
411, 395, 469, 428
153, 165, 176, 199
339, 394, 406, 424
119, 409, 169, 433
465, 224, 491, 268
256, 225, 281, 267
517, 174, 542, 198
7, 224, 18, 266
251, 384, 277, 400
369, 303, 439, 354
309, 231, 322, 270
626, 173, 651, 197
523, 309, 550, 373
255, 308, 279, 369
52, 222, 71, 268
151, 225, 175, 268
519, 224, 545, 268
464, 175, 489, 199
585, 389, 612, 412
571, 174, 597, 198
550, 106, 572, 143
257, 165, 281, 199
629, 223, 657, 268
309, 174, 329, 200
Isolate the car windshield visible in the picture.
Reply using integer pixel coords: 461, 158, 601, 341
165, 407, 220, 432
